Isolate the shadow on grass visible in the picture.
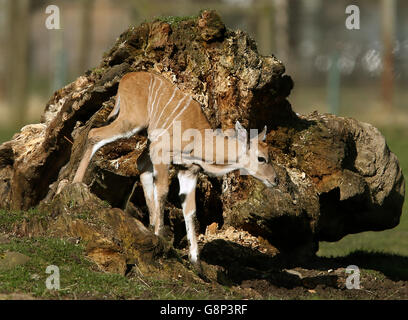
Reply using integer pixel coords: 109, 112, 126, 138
200, 239, 337, 289
313, 250, 408, 282
201, 239, 408, 290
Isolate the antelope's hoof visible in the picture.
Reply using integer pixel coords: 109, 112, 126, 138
190, 260, 210, 282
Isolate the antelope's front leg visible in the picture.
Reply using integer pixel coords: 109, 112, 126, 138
152, 164, 169, 236
140, 170, 157, 229
177, 169, 199, 264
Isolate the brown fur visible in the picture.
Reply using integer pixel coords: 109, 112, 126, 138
73, 72, 278, 265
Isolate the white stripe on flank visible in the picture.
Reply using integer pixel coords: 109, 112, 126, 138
162, 95, 191, 131
150, 78, 163, 119
151, 88, 164, 127
160, 96, 193, 138
169, 96, 192, 125
153, 92, 163, 123
148, 75, 153, 104
153, 95, 188, 141
147, 76, 155, 119
153, 86, 177, 129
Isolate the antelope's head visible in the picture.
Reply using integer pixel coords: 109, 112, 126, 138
235, 121, 279, 188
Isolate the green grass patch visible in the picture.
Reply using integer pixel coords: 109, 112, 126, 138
0, 209, 49, 233
0, 237, 147, 299
0, 237, 240, 299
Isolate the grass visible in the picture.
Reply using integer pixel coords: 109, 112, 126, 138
0, 209, 49, 233
0, 237, 238, 300
0, 237, 145, 299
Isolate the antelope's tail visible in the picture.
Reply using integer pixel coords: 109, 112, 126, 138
107, 95, 120, 121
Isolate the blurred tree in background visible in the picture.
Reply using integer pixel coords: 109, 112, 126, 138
6, 0, 29, 126
381, 0, 396, 111
77, 0, 94, 75
0, 0, 406, 135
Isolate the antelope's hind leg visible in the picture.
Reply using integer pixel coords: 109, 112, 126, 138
73, 120, 142, 183
177, 167, 199, 265
151, 164, 169, 236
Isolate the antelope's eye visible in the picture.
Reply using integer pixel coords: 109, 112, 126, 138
258, 156, 267, 163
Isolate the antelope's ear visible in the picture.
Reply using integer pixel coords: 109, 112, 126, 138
258, 125, 267, 142
235, 121, 247, 143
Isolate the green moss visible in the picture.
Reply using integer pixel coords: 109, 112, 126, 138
0, 208, 48, 233
154, 14, 198, 26
71, 212, 91, 221
92, 67, 105, 75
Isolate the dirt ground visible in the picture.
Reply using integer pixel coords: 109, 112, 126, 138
194, 227, 408, 300
234, 264, 408, 300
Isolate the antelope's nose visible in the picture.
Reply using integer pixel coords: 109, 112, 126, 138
272, 175, 279, 186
